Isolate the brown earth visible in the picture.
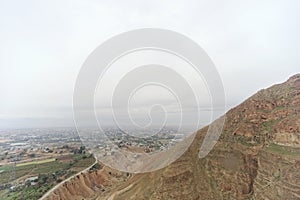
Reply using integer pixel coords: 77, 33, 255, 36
45, 74, 300, 200
43, 166, 128, 200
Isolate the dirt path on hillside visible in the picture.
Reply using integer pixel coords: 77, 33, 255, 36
39, 157, 97, 200
107, 184, 133, 200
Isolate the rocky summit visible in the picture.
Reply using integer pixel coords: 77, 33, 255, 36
46, 74, 300, 200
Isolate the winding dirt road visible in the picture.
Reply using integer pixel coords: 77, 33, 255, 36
39, 157, 97, 200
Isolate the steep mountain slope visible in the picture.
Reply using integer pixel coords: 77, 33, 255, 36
44, 74, 300, 200
98, 74, 300, 200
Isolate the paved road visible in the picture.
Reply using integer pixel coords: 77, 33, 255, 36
39, 156, 97, 200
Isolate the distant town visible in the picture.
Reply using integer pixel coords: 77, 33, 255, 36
0, 128, 82, 165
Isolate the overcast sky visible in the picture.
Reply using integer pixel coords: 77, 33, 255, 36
0, 0, 299, 128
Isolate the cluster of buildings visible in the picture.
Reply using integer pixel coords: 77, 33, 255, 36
0, 128, 82, 166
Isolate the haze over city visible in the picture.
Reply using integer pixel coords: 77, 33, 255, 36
0, 0, 299, 129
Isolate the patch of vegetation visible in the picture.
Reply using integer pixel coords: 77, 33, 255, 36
234, 135, 256, 147
265, 143, 300, 156
0, 154, 95, 199
262, 119, 280, 133
273, 106, 286, 111
28, 153, 36, 158
89, 163, 102, 171
209, 176, 217, 190
4, 183, 53, 200
72, 155, 95, 168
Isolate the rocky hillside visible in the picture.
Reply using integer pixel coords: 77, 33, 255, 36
45, 74, 300, 200
43, 165, 128, 200
98, 74, 300, 200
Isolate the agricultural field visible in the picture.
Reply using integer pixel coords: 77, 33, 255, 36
0, 153, 95, 200
16, 158, 56, 167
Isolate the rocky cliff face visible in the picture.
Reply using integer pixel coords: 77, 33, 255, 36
46, 74, 300, 200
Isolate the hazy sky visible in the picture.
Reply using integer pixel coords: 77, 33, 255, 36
0, 0, 299, 128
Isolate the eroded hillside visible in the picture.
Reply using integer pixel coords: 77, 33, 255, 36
45, 74, 300, 200
43, 165, 128, 200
